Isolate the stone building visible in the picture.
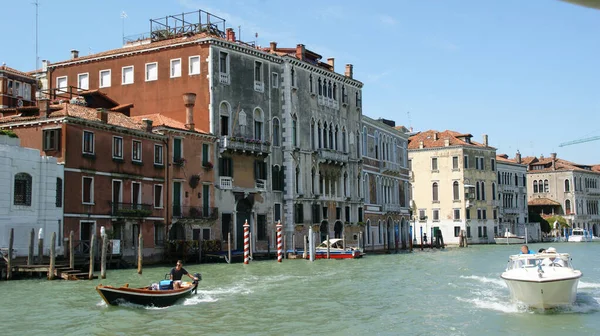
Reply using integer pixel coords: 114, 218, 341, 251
409, 131, 497, 245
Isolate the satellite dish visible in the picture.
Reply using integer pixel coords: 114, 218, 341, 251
17, 99, 23, 107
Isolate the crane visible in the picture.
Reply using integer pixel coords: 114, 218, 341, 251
559, 135, 600, 147
561, 0, 600, 10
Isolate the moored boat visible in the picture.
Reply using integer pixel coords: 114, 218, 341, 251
568, 228, 593, 242
96, 273, 201, 307
500, 248, 581, 309
494, 231, 526, 245
309, 238, 363, 259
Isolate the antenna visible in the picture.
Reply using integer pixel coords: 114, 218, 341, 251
407, 111, 412, 130
33, 0, 39, 71
121, 11, 128, 44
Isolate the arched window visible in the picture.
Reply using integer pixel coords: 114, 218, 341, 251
481, 181, 486, 200
432, 182, 439, 202
318, 78, 322, 95
311, 168, 316, 194
342, 128, 347, 153
328, 125, 334, 150
476, 182, 480, 200
323, 122, 328, 149
272, 117, 280, 146
453, 181, 460, 200
374, 132, 379, 159
334, 126, 339, 151
544, 179, 549, 193
565, 179, 570, 192
565, 199, 572, 214
492, 183, 496, 200
318, 122, 323, 148
14, 173, 32, 206
253, 108, 263, 140
364, 174, 370, 203
497, 172, 501, 184
291, 114, 298, 147
344, 172, 348, 197
514, 174, 518, 186
310, 119, 315, 149
295, 166, 300, 193
533, 180, 538, 193
219, 101, 230, 136
362, 127, 367, 156
357, 173, 361, 197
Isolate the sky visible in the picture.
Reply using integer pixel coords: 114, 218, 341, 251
1, 0, 600, 164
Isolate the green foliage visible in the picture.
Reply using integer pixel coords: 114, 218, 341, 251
545, 215, 569, 229
529, 212, 550, 233
0, 129, 18, 138
116, 208, 152, 218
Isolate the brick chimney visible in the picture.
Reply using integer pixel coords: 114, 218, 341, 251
327, 58, 334, 71
38, 98, 50, 118
226, 28, 236, 42
270, 41, 277, 53
345, 64, 353, 79
71, 49, 79, 59
183, 92, 197, 131
515, 150, 521, 164
433, 132, 438, 141
295, 44, 305, 61
551, 152, 557, 170
96, 108, 108, 123
483, 134, 488, 147
142, 118, 153, 133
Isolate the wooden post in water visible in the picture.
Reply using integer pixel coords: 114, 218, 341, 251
69, 231, 74, 269
292, 234, 295, 256
342, 234, 346, 250
326, 234, 330, 259
101, 232, 108, 279
37, 228, 44, 265
198, 240, 202, 264
303, 235, 307, 259
137, 233, 143, 275
7, 228, 14, 280
227, 232, 232, 264
28, 229, 34, 265
267, 235, 270, 259
89, 234, 95, 280
48, 232, 56, 280
249, 231, 253, 261
283, 235, 287, 260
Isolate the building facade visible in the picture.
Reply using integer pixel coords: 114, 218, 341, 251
360, 116, 411, 250
0, 133, 64, 257
496, 152, 533, 239
0, 64, 37, 110
409, 131, 497, 245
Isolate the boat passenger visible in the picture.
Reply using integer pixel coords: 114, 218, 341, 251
170, 260, 198, 289
519, 245, 533, 254
541, 247, 565, 267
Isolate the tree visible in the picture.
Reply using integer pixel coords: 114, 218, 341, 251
545, 215, 568, 230
529, 212, 550, 233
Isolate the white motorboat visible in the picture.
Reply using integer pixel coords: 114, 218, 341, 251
500, 248, 582, 309
568, 228, 592, 242
494, 231, 525, 245
311, 239, 363, 259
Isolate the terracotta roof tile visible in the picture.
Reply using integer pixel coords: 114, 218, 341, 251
408, 130, 491, 150
0, 65, 35, 79
528, 197, 561, 206
524, 154, 600, 173
48, 103, 145, 130
132, 114, 210, 134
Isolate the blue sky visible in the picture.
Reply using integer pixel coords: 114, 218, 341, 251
2, 0, 600, 164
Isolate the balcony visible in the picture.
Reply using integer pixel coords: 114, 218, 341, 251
172, 206, 217, 219
110, 202, 153, 218
219, 136, 270, 156
220, 176, 233, 190
254, 81, 264, 92
383, 204, 403, 213
317, 148, 348, 165
381, 161, 401, 172
219, 72, 230, 85
256, 179, 266, 190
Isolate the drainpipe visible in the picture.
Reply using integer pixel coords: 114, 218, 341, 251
164, 135, 170, 242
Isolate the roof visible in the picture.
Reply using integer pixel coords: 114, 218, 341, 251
44, 104, 145, 130
528, 198, 561, 206
408, 130, 492, 150
0, 64, 36, 80
131, 114, 209, 134
496, 154, 526, 166
523, 154, 600, 173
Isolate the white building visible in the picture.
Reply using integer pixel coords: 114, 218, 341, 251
0, 133, 64, 257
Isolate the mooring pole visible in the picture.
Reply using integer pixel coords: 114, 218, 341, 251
69, 231, 74, 269
37, 228, 44, 264
89, 234, 95, 280
276, 220, 283, 263
28, 228, 34, 265
243, 220, 250, 264
101, 227, 108, 279
326, 234, 330, 259
227, 232, 232, 264
137, 233, 143, 275
48, 232, 56, 280
7, 228, 14, 280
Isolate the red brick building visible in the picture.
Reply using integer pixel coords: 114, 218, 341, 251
0, 64, 37, 111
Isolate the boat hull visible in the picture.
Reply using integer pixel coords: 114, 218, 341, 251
96, 283, 197, 307
568, 236, 592, 242
494, 237, 525, 245
501, 275, 581, 309
308, 250, 362, 259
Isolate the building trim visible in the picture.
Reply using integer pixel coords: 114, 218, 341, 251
64, 168, 165, 182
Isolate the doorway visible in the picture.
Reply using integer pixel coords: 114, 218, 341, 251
236, 199, 252, 250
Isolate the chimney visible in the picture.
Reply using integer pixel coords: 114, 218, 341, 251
270, 41, 277, 53
142, 118, 153, 133
483, 134, 488, 147
295, 44, 305, 61
345, 64, 353, 79
42, 60, 48, 72
515, 150, 521, 164
433, 132, 438, 141
225, 28, 236, 42
38, 98, 50, 118
551, 152, 557, 170
71, 49, 79, 59
327, 58, 335, 71
444, 139, 450, 147
96, 108, 108, 123
183, 92, 197, 131
419, 141, 424, 149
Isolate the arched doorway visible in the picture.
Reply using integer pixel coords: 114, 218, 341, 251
400, 218, 407, 249
169, 222, 185, 240
387, 217, 393, 250
236, 198, 253, 250
320, 221, 329, 242
334, 221, 343, 238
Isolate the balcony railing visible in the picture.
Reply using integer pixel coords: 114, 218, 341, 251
256, 179, 266, 190
219, 136, 270, 155
219, 72, 230, 84
383, 204, 403, 213
172, 206, 217, 219
220, 176, 233, 189
110, 202, 153, 217
317, 149, 348, 165
382, 161, 401, 172
254, 81, 264, 92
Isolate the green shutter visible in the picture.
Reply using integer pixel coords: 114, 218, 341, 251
173, 138, 182, 160
202, 143, 208, 164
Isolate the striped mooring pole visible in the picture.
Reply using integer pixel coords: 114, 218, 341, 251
276, 220, 283, 262
243, 219, 250, 264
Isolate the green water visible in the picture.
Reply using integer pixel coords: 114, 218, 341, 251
2, 242, 600, 336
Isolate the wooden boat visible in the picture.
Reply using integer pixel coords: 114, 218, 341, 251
96, 273, 201, 307
308, 239, 363, 259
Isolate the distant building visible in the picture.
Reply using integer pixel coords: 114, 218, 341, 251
409, 130, 497, 245
0, 64, 37, 110
0, 133, 64, 257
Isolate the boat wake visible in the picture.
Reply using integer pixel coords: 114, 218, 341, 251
457, 275, 600, 314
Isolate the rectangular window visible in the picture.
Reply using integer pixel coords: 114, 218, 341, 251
56, 178, 63, 207
189, 56, 200, 75
453, 209, 460, 220
154, 144, 164, 165
294, 203, 304, 223
43, 129, 61, 151
466, 208, 471, 220
173, 138, 182, 161
257, 214, 267, 240
219, 157, 233, 177
358, 207, 363, 222
478, 226, 482, 238
490, 159, 495, 171
432, 209, 439, 222
56, 76, 67, 93
322, 206, 328, 219
154, 222, 165, 246
154, 184, 163, 208
482, 209, 487, 220
132, 140, 142, 162
219, 52, 228, 73
467, 226, 471, 238
82, 176, 94, 204
419, 209, 426, 220
454, 226, 461, 237
170, 59, 181, 77
477, 209, 482, 220
145, 62, 158, 81
483, 226, 488, 237
254, 61, 262, 82
345, 206, 350, 222
452, 156, 459, 169
77, 73, 89, 90
99, 69, 111, 88
254, 161, 267, 180
202, 143, 209, 165
464, 155, 469, 169
431, 157, 438, 171
493, 209, 497, 220
272, 72, 279, 88
274, 203, 281, 222
475, 157, 480, 170
83, 131, 95, 154
122, 66, 134, 84
112, 136, 123, 159
132, 182, 141, 205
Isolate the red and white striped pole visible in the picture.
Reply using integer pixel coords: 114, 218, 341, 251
276, 220, 283, 263
243, 219, 250, 264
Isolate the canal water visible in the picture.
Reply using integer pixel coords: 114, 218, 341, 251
2, 242, 600, 336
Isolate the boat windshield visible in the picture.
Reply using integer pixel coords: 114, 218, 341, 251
506, 253, 573, 270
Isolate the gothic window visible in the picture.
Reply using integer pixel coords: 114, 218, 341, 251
272, 118, 280, 146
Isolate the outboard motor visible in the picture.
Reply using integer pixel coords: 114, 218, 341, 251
192, 273, 202, 294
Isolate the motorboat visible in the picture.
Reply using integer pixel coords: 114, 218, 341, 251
500, 249, 582, 309
494, 231, 525, 245
309, 238, 363, 259
568, 228, 592, 242
96, 273, 201, 307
